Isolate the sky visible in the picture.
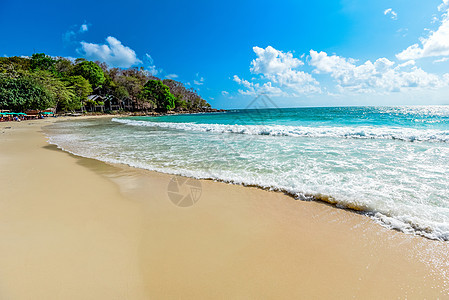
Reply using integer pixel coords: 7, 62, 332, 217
1, 0, 449, 108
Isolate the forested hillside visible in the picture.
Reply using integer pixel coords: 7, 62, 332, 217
0, 54, 212, 113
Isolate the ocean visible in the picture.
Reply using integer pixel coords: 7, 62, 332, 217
45, 105, 449, 241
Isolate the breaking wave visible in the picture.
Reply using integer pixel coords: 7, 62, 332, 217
112, 118, 449, 143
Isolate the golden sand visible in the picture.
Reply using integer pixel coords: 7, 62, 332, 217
0, 118, 448, 299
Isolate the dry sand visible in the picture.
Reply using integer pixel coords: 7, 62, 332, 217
0, 117, 448, 299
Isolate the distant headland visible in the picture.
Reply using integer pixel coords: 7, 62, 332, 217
0, 53, 223, 116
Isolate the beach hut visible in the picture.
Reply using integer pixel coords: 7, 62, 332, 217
104, 95, 122, 111
41, 108, 56, 114
86, 95, 105, 112
25, 110, 39, 119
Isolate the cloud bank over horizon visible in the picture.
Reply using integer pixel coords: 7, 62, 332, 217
233, 45, 449, 98
231, 1, 449, 101
55, 0, 449, 107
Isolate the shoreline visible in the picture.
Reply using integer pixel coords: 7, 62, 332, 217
1, 117, 449, 298
53, 116, 446, 242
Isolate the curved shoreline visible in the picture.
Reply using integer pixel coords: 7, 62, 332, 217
46, 117, 449, 242
1, 117, 449, 298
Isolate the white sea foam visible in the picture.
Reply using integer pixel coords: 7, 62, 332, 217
112, 118, 449, 143
45, 118, 449, 242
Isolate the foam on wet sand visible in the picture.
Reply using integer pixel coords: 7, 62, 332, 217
0, 117, 448, 298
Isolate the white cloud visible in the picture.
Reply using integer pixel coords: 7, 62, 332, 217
434, 57, 449, 63
194, 80, 204, 85
233, 75, 286, 96
234, 46, 320, 96
309, 50, 449, 92
221, 91, 229, 96
235, 42, 449, 98
250, 46, 303, 74
165, 74, 178, 79
80, 23, 88, 32
439, 0, 449, 11
233, 75, 252, 88
396, 6, 449, 60
80, 37, 142, 68
384, 8, 398, 20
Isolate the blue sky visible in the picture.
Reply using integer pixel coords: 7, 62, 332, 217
1, 0, 449, 108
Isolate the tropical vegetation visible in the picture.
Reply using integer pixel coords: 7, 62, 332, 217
0, 53, 212, 113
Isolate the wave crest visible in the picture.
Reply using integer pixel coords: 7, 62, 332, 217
112, 118, 449, 143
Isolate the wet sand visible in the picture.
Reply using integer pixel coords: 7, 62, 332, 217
0, 118, 448, 299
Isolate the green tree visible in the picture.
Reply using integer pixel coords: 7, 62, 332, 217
115, 85, 129, 100
0, 56, 31, 75
66, 75, 92, 99
54, 58, 74, 76
139, 80, 175, 111
162, 79, 210, 110
75, 58, 86, 64
30, 53, 56, 72
32, 71, 73, 110
115, 75, 146, 109
0, 75, 55, 111
63, 75, 93, 111
72, 61, 105, 88
174, 97, 188, 109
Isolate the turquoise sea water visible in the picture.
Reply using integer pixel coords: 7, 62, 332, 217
46, 106, 449, 240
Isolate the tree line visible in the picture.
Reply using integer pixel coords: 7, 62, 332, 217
0, 53, 212, 113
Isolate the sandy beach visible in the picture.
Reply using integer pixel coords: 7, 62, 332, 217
0, 117, 448, 299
